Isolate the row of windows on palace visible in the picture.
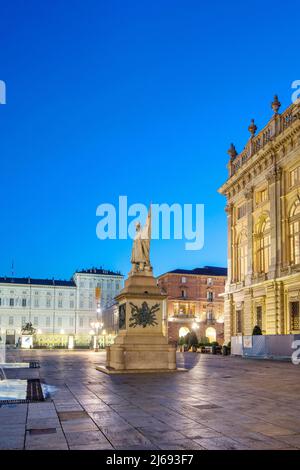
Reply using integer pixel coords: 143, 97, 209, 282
237, 188, 270, 219
180, 290, 216, 301
236, 165, 300, 220
235, 301, 300, 333
0, 314, 99, 329
77, 279, 121, 289
180, 277, 216, 285
235, 197, 300, 281
0, 296, 114, 309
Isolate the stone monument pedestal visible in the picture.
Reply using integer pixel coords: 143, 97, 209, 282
98, 271, 178, 374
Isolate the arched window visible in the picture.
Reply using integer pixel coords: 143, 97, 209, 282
255, 217, 271, 273
205, 327, 216, 343
237, 231, 248, 281
289, 199, 300, 265
179, 326, 190, 338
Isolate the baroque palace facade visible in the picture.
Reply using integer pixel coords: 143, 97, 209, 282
0, 267, 123, 346
219, 97, 300, 343
157, 266, 227, 344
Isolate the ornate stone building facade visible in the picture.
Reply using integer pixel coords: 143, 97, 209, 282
157, 266, 227, 344
219, 97, 300, 342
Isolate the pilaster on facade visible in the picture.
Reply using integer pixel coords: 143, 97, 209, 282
245, 187, 254, 285
224, 293, 233, 343
266, 166, 283, 279
265, 283, 278, 334
243, 289, 253, 335
225, 203, 234, 284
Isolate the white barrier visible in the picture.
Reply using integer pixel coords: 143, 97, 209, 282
231, 334, 300, 359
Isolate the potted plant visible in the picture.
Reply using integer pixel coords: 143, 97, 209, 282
211, 341, 219, 355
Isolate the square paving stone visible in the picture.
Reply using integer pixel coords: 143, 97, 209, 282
65, 430, 109, 446
58, 410, 90, 421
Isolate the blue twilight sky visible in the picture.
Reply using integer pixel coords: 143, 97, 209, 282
0, 0, 299, 280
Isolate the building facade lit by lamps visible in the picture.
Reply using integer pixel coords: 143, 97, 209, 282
157, 266, 227, 344
219, 97, 300, 342
0, 267, 123, 347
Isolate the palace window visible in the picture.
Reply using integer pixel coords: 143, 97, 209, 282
254, 217, 271, 274
22, 298, 26, 307
237, 231, 248, 281
290, 301, 300, 330
9, 316, 14, 325
181, 277, 186, 283
256, 306, 263, 329
207, 310, 215, 323
207, 291, 214, 302
236, 310, 242, 334
9, 298, 14, 307
290, 166, 300, 187
255, 188, 268, 205
207, 278, 213, 286
237, 203, 247, 219
289, 200, 300, 265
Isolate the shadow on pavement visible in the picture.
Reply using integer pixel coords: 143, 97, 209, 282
176, 352, 201, 370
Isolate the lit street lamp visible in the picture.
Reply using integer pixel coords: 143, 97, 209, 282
90, 321, 103, 351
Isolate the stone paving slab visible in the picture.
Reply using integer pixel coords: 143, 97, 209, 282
1, 350, 300, 450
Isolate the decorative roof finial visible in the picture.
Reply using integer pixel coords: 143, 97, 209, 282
271, 95, 281, 114
248, 118, 257, 137
227, 143, 238, 160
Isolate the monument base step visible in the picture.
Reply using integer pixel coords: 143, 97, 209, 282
96, 365, 188, 375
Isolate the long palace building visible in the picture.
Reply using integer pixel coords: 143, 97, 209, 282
0, 267, 123, 346
219, 96, 300, 342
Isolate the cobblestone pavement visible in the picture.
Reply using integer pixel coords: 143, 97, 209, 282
0, 350, 300, 450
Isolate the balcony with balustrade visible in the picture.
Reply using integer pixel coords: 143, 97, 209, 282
228, 100, 300, 177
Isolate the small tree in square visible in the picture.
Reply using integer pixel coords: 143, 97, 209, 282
186, 331, 198, 351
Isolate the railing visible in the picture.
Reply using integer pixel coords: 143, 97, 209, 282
173, 313, 195, 319
230, 103, 300, 176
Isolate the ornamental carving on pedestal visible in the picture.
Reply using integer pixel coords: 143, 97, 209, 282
129, 301, 160, 328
